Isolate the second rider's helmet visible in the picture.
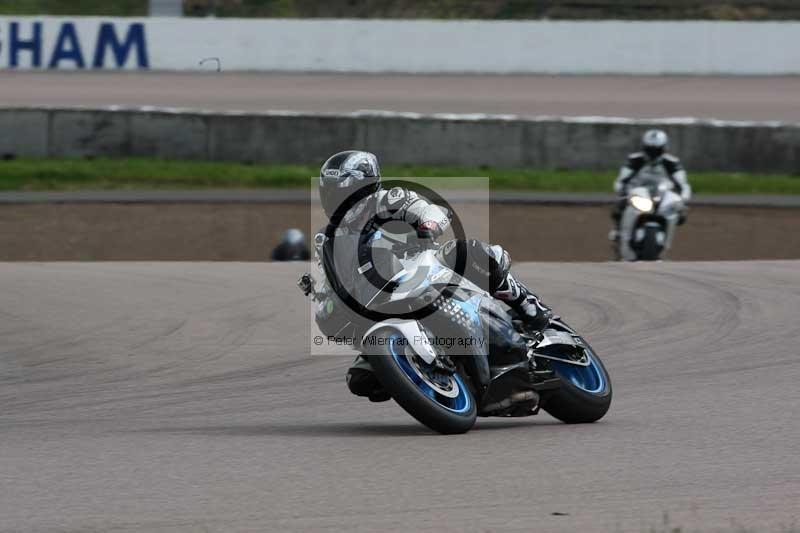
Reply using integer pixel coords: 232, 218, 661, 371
641, 129, 669, 160
319, 150, 381, 224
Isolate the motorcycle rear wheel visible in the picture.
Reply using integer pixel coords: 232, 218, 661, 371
540, 325, 612, 424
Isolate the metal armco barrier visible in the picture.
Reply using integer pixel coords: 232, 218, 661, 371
1, 107, 798, 173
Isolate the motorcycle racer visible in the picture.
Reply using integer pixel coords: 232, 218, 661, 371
611, 129, 692, 240
271, 228, 310, 262
313, 150, 552, 402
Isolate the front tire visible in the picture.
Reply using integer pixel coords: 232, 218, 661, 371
638, 225, 664, 261
366, 330, 477, 434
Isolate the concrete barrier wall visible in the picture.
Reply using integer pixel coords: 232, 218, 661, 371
2, 17, 800, 74
2, 107, 799, 173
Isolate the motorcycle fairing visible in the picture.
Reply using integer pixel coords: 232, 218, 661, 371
361, 319, 437, 364
620, 184, 683, 261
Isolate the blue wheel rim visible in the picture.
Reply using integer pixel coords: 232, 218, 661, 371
388, 335, 472, 413
550, 347, 606, 394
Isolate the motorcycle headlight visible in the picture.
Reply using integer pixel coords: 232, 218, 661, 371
630, 195, 654, 212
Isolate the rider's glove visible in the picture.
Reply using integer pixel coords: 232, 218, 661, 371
416, 220, 441, 240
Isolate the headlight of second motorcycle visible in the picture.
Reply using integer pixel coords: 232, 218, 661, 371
630, 195, 654, 213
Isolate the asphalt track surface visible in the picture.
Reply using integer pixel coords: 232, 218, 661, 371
2, 261, 799, 532
3, 72, 800, 121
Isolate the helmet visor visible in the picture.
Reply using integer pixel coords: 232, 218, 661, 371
320, 171, 376, 223
644, 145, 665, 159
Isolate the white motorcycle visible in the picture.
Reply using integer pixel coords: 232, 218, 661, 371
615, 177, 685, 261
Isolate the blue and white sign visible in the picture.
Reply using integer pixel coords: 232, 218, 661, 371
1, 17, 799, 74
0, 18, 149, 69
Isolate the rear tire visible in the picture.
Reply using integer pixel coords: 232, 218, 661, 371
366, 330, 477, 434
540, 325, 612, 424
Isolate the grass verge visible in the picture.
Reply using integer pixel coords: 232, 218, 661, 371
0, 158, 798, 195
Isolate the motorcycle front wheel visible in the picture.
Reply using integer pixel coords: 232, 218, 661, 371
366, 329, 477, 434
638, 225, 664, 261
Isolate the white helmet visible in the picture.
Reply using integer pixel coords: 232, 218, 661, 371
642, 129, 668, 160
282, 228, 306, 246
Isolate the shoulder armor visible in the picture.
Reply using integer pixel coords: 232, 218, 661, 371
376, 187, 411, 216
385, 186, 408, 205
662, 154, 683, 173
627, 152, 646, 169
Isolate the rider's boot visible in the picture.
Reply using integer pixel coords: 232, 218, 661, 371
346, 355, 391, 402
493, 272, 553, 331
